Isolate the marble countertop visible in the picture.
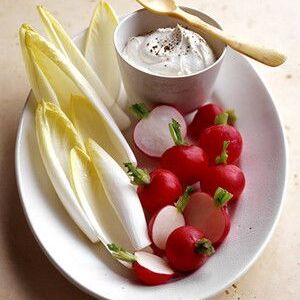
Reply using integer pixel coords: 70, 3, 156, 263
0, 0, 299, 299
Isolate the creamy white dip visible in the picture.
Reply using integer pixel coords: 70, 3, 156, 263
122, 25, 216, 76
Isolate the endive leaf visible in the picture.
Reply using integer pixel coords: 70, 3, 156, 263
70, 95, 134, 167
23, 25, 86, 115
19, 25, 59, 105
84, 0, 121, 101
70, 146, 133, 250
22, 25, 135, 163
37, 6, 130, 130
36, 101, 98, 242
87, 139, 151, 250
37, 5, 113, 108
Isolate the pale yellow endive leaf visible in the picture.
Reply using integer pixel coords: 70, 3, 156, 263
35, 101, 98, 242
37, 6, 130, 130
19, 25, 58, 105
70, 146, 133, 251
70, 95, 135, 167
87, 139, 151, 250
85, 0, 121, 101
22, 25, 135, 163
37, 5, 113, 108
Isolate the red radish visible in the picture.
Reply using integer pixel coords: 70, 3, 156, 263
188, 103, 223, 138
184, 188, 233, 246
201, 143, 246, 200
131, 103, 186, 158
148, 187, 193, 250
124, 163, 182, 214
161, 119, 208, 185
166, 226, 215, 272
108, 243, 174, 285
188, 104, 237, 139
199, 112, 242, 164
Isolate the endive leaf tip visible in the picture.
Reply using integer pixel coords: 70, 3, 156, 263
22, 23, 36, 32
104, 1, 118, 21
86, 138, 103, 158
20, 23, 29, 29
37, 5, 51, 18
36, 5, 44, 16
20, 24, 32, 37
70, 147, 79, 160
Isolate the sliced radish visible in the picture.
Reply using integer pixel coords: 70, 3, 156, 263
148, 187, 193, 250
131, 104, 187, 158
184, 188, 232, 246
108, 243, 174, 285
149, 206, 185, 250
134, 251, 174, 285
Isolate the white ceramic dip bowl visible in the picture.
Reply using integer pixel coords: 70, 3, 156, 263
114, 7, 226, 113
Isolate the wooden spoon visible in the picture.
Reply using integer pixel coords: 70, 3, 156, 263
136, 0, 286, 67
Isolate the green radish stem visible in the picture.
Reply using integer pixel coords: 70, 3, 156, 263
215, 110, 237, 125
130, 103, 150, 119
214, 187, 233, 207
215, 140, 230, 164
225, 109, 237, 125
215, 112, 229, 125
194, 238, 215, 256
107, 243, 136, 263
169, 118, 186, 145
124, 162, 150, 185
175, 186, 194, 213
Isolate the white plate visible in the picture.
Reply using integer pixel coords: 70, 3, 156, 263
15, 30, 288, 300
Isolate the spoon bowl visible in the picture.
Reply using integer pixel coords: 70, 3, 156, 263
136, 0, 176, 14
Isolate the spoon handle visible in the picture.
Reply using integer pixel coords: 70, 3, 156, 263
176, 8, 286, 67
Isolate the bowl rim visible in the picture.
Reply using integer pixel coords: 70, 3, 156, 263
114, 7, 227, 79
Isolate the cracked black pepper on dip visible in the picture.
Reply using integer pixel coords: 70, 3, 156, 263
122, 24, 216, 76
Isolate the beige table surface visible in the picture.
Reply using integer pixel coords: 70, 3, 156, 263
0, 0, 299, 299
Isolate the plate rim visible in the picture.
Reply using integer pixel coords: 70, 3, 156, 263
15, 29, 289, 300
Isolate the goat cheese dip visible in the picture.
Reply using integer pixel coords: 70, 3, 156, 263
122, 25, 216, 76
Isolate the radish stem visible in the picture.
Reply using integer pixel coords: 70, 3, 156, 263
195, 238, 215, 256
215, 140, 230, 164
214, 187, 233, 207
169, 118, 186, 146
107, 243, 136, 262
175, 186, 194, 213
130, 103, 150, 119
124, 162, 150, 185
215, 112, 229, 125
225, 109, 237, 125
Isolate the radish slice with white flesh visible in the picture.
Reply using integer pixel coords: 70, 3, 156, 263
148, 187, 193, 250
131, 104, 187, 158
184, 188, 232, 246
108, 244, 174, 285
